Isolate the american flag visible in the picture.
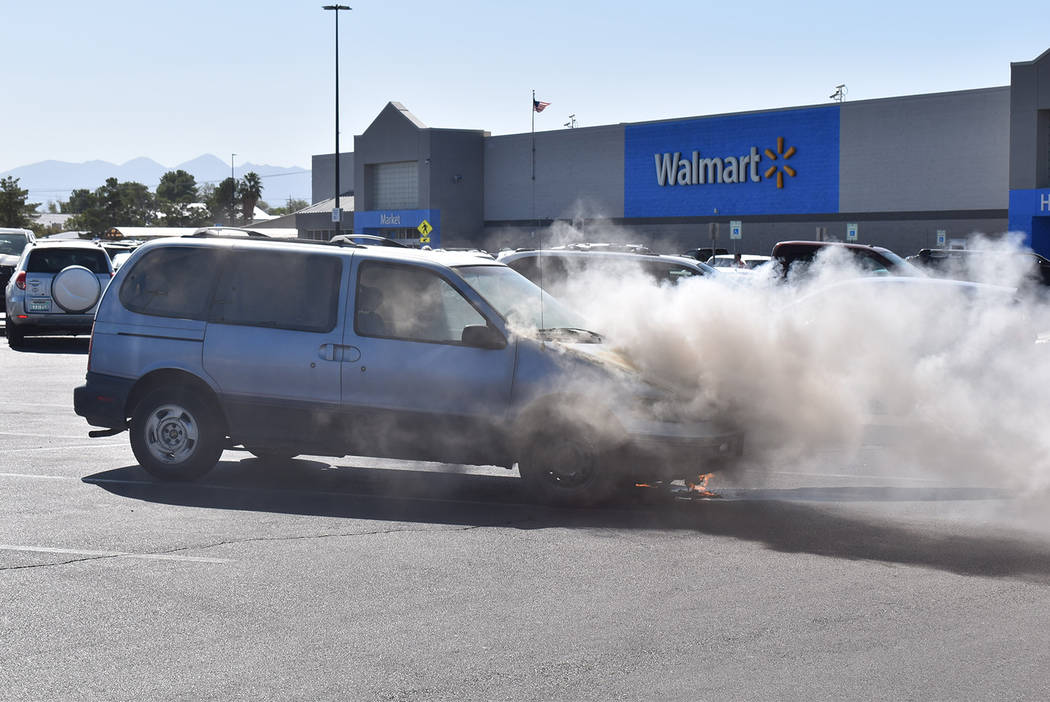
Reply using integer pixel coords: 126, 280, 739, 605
533, 99, 550, 113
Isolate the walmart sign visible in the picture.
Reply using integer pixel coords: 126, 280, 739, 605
624, 106, 840, 217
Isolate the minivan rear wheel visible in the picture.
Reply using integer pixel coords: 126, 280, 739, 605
130, 387, 224, 481
518, 430, 618, 506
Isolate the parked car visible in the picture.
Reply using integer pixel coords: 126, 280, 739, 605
101, 241, 142, 271
682, 247, 728, 262
497, 246, 719, 300
771, 240, 921, 279
4, 240, 113, 348
707, 254, 772, 272
0, 228, 37, 313
74, 237, 741, 505
907, 248, 1050, 288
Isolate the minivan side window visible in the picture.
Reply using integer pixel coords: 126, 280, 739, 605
355, 261, 486, 343
119, 247, 221, 320
209, 249, 342, 333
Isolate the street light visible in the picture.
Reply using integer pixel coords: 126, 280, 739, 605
323, 4, 351, 238
230, 153, 237, 226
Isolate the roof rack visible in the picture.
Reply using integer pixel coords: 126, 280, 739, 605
553, 242, 655, 254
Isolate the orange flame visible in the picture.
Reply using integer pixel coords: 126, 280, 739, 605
685, 473, 719, 498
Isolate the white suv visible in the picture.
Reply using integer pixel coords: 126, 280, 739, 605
0, 228, 37, 313
5, 240, 113, 348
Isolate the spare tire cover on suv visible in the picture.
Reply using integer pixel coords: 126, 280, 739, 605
52, 265, 102, 313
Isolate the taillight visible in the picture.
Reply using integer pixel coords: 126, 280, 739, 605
15, 271, 26, 290
87, 322, 95, 372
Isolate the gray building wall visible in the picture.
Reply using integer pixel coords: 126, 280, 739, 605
484, 124, 626, 222
427, 129, 485, 246
840, 87, 1010, 212
311, 153, 355, 202
1010, 48, 1050, 190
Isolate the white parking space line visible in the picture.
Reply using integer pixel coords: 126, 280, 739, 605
0, 472, 72, 480
0, 544, 230, 564
4, 444, 126, 453
0, 431, 103, 439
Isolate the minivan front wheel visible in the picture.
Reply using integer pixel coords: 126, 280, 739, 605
130, 388, 224, 481
518, 430, 618, 506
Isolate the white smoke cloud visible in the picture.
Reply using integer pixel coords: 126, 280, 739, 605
539, 229, 1050, 499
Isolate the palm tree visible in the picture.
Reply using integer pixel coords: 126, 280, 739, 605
239, 172, 264, 222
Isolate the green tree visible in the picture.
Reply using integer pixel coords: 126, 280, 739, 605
62, 188, 96, 214
239, 172, 264, 222
156, 170, 210, 226
156, 170, 199, 204
0, 176, 39, 228
65, 178, 156, 236
209, 177, 240, 225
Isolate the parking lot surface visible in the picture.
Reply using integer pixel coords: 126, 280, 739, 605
4, 329, 1050, 700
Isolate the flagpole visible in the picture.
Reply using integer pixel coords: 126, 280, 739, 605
531, 89, 542, 332
531, 89, 536, 231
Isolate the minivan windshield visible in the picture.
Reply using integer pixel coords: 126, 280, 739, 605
453, 264, 595, 336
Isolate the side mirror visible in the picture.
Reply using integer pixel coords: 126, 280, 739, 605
461, 324, 506, 350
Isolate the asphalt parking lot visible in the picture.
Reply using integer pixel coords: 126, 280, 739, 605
4, 325, 1050, 701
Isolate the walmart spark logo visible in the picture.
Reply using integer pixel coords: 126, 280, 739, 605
652, 136, 799, 189
763, 137, 796, 189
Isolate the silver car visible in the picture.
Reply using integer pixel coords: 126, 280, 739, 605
5, 240, 113, 348
74, 236, 740, 505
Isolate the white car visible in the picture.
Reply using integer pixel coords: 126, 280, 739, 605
0, 228, 37, 313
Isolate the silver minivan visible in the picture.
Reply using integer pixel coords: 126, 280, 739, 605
74, 236, 740, 504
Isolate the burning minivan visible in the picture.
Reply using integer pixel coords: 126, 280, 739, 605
74, 235, 741, 505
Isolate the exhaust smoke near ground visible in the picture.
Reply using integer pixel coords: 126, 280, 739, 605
542, 229, 1050, 497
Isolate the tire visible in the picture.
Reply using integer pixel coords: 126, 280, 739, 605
518, 429, 619, 506
52, 265, 101, 313
7, 324, 25, 349
247, 448, 298, 466
130, 387, 224, 481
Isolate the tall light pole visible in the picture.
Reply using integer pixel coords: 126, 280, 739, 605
323, 4, 350, 238
230, 153, 237, 226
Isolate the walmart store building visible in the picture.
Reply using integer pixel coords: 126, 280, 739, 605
307, 48, 1050, 257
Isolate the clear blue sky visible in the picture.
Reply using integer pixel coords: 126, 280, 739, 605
3, 0, 1048, 172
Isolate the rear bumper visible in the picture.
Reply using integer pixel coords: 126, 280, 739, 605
74, 372, 134, 429
8, 312, 95, 335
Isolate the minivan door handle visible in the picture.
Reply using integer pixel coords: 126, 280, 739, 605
319, 343, 361, 362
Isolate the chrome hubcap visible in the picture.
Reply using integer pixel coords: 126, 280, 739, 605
144, 404, 199, 464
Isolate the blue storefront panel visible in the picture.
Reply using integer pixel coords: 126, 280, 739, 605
624, 106, 840, 218
1008, 188, 1050, 257
355, 209, 441, 247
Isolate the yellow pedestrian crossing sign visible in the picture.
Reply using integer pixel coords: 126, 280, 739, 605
417, 220, 433, 237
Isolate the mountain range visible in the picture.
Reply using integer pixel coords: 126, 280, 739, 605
1, 154, 313, 211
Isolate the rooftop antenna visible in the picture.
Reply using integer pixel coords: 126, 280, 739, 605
830, 84, 847, 103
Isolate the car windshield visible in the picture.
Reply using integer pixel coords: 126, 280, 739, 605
875, 248, 923, 275
454, 264, 594, 335
0, 234, 28, 256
